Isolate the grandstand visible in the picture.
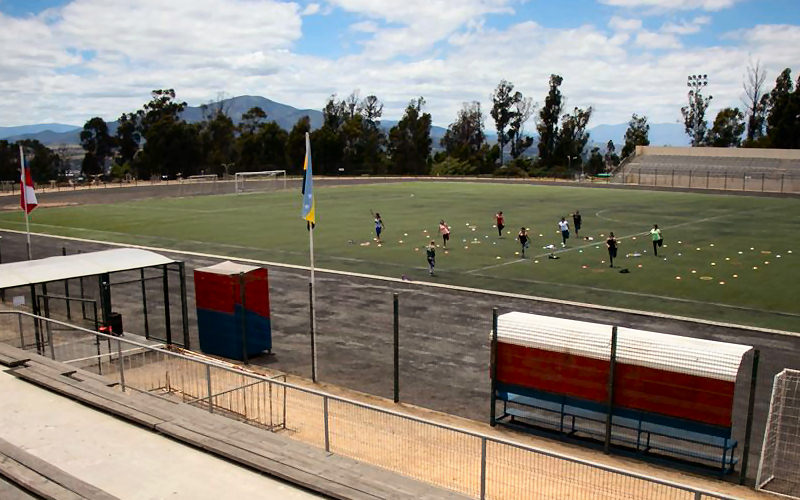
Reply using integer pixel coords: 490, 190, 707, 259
616, 146, 800, 193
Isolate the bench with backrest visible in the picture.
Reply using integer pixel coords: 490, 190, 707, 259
491, 312, 751, 475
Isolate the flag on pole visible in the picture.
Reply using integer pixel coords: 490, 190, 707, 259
301, 133, 315, 225
19, 145, 38, 214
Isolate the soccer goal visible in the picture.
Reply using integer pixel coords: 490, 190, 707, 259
757, 369, 800, 499
234, 170, 287, 194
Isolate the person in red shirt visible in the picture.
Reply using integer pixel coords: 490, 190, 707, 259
439, 220, 451, 248
495, 211, 505, 237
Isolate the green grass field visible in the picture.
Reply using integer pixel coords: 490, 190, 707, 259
1, 182, 799, 331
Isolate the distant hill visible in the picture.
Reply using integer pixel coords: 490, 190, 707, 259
0, 123, 80, 139
589, 122, 689, 148
3, 96, 687, 149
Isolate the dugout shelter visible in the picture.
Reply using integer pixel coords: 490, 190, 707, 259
0, 248, 190, 352
490, 311, 757, 476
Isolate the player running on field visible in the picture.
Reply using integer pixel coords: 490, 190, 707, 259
517, 227, 530, 257
572, 210, 582, 237
495, 211, 505, 237
439, 220, 451, 248
374, 213, 384, 243
606, 232, 618, 268
558, 217, 570, 247
426, 241, 436, 275
650, 224, 663, 257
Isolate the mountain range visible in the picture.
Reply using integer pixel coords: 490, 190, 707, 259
0, 95, 688, 148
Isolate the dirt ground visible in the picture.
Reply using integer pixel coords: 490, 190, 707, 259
1, 179, 798, 491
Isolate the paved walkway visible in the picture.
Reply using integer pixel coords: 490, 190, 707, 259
0, 368, 321, 500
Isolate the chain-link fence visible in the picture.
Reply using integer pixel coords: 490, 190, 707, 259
0, 310, 740, 500
756, 369, 800, 498
614, 166, 800, 194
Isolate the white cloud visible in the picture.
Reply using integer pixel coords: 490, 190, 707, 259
0, 0, 798, 131
661, 15, 711, 34
325, 0, 516, 58
635, 30, 682, 49
599, 0, 741, 11
350, 20, 379, 33
302, 3, 320, 15
608, 16, 643, 32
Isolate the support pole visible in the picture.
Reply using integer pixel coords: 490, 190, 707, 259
162, 265, 172, 345
239, 272, 249, 365
30, 284, 42, 354
19, 145, 32, 260
393, 292, 399, 403
604, 326, 618, 454
740, 349, 760, 485
41, 283, 52, 356
489, 307, 499, 426
179, 262, 190, 349
141, 268, 150, 339
309, 282, 317, 382
62, 247, 71, 320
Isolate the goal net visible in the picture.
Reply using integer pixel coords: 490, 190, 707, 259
757, 369, 800, 499
234, 170, 287, 194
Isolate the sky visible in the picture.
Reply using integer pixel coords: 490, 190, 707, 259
1, 0, 799, 129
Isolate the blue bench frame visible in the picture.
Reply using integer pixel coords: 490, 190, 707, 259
495, 385, 738, 475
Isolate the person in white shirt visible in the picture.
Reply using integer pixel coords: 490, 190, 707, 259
558, 217, 570, 247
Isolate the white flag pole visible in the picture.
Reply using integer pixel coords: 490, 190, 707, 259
306, 132, 318, 382
19, 145, 32, 260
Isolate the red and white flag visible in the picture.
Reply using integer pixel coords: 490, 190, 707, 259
19, 145, 37, 214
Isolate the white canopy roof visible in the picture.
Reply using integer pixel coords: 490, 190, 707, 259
196, 261, 261, 275
496, 311, 752, 382
0, 248, 176, 289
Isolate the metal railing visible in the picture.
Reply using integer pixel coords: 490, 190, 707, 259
0, 310, 740, 500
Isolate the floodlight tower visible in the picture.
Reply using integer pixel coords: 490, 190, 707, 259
687, 74, 708, 95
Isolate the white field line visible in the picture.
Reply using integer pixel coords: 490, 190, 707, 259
1, 226, 797, 338
468, 270, 800, 319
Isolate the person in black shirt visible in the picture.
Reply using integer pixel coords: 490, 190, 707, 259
518, 227, 530, 257
572, 210, 582, 237
606, 232, 618, 268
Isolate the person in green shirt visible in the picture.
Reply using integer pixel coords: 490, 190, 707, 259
650, 224, 663, 256
426, 241, 436, 275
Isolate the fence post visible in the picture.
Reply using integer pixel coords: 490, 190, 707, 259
117, 339, 126, 391
761, 173, 765, 192
30, 284, 42, 355
62, 247, 71, 320
740, 349, 760, 484
206, 364, 213, 413
489, 308, 498, 427
17, 313, 24, 350
604, 326, 618, 454
323, 395, 330, 453
239, 272, 249, 364
780, 173, 785, 193
480, 436, 487, 500
688, 170, 693, 188
743, 173, 746, 191
724, 171, 728, 190
162, 265, 172, 345
706, 170, 709, 189
141, 268, 150, 339
393, 292, 400, 403
671, 169, 675, 188
179, 262, 190, 349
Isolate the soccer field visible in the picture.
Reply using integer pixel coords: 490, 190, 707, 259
1, 181, 798, 331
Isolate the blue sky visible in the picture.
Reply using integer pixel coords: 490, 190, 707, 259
1, 0, 799, 128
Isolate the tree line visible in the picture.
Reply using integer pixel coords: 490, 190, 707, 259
1, 65, 798, 184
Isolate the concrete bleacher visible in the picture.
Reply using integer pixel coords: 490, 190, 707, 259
617, 146, 800, 193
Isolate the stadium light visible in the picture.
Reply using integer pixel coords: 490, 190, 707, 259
686, 74, 708, 96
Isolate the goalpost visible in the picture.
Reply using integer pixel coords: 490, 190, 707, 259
234, 170, 287, 194
757, 369, 800, 499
